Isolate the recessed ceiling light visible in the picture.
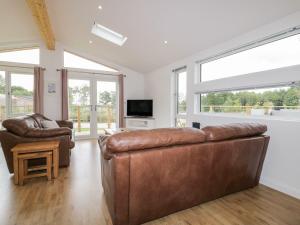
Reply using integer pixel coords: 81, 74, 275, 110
164, 40, 168, 44
98, 5, 102, 10
91, 23, 128, 46
89, 40, 93, 44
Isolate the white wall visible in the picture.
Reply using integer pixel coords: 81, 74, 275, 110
145, 11, 300, 199
40, 42, 145, 120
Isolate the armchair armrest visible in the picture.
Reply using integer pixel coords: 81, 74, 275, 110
56, 120, 73, 129
24, 127, 72, 138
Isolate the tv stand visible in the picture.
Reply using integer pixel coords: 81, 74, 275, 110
124, 117, 155, 129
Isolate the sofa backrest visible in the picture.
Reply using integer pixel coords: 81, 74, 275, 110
105, 123, 267, 154
1, 113, 53, 136
106, 128, 206, 153
2, 115, 39, 136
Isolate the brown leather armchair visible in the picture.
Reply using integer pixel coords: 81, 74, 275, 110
0, 113, 75, 173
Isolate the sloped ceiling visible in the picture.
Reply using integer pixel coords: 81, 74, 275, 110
1, 0, 300, 73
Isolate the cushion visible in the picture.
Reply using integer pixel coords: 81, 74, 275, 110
2, 116, 37, 136
202, 123, 267, 142
106, 128, 206, 153
41, 120, 60, 129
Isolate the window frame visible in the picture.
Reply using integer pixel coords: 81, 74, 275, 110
197, 26, 300, 83
173, 66, 187, 127
198, 81, 300, 115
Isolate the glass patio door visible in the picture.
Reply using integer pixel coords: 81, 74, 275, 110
68, 75, 118, 139
68, 78, 92, 138
96, 80, 117, 135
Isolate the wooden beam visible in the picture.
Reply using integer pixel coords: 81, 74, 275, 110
26, 0, 55, 50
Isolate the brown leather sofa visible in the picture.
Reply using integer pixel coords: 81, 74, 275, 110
0, 114, 75, 173
99, 123, 269, 225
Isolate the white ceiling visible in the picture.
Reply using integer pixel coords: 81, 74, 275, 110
1, 0, 300, 73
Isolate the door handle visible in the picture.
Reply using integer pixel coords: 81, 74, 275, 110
94, 105, 97, 111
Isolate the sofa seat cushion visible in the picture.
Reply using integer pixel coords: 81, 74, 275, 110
107, 128, 206, 153
202, 123, 267, 142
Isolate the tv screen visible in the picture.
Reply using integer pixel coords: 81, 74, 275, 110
127, 100, 153, 117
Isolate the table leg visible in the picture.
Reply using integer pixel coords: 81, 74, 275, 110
18, 159, 24, 186
13, 152, 19, 185
46, 154, 52, 181
52, 148, 59, 178
24, 159, 28, 176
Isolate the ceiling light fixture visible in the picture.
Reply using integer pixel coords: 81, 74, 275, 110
98, 5, 102, 10
164, 40, 168, 44
89, 40, 93, 44
91, 22, 128, 46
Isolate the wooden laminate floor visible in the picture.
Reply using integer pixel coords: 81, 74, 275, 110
0, 140, 300, 225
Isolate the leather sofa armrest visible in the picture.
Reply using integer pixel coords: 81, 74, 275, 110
98, 135, 113, 160
24, 127, 72, 138
56, 120, 74, 129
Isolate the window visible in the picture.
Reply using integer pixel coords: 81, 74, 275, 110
174, 67, 187, 127
0, 48, 39, 65
63, 51, 118, 72
200, 32, 300, 82
0, 48, 36, 125
200, 84, 300, 117
91, 23, 128, 46
0, 70, 34, 126
11, 73, 34, 117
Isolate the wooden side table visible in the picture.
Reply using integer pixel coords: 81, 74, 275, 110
18, 152, 53, 185
11, 141, 59, 185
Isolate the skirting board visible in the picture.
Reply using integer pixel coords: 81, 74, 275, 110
260, 178, 300, 200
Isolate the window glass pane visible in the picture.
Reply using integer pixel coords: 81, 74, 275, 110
0, 49, 39, 64
0, 71, 6, 127
64, 51, 118, 72
176, 118, 186, 127
201, 33, 300, 82
177, 71, 187, 114
68, 79, 91, 136
201, 85, 300, 117
11, 73, 34, 117
97, 81, 117, 134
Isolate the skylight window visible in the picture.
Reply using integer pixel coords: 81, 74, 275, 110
63, 51, 118, 72
0, 48, 39, 64
91, 23, 127, 46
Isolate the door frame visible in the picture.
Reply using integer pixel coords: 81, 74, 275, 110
68, 72, 119, 139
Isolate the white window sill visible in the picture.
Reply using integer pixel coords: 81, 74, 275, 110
195, 112, 300, 123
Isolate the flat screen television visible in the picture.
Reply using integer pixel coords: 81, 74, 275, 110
127, 100, 153, 117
